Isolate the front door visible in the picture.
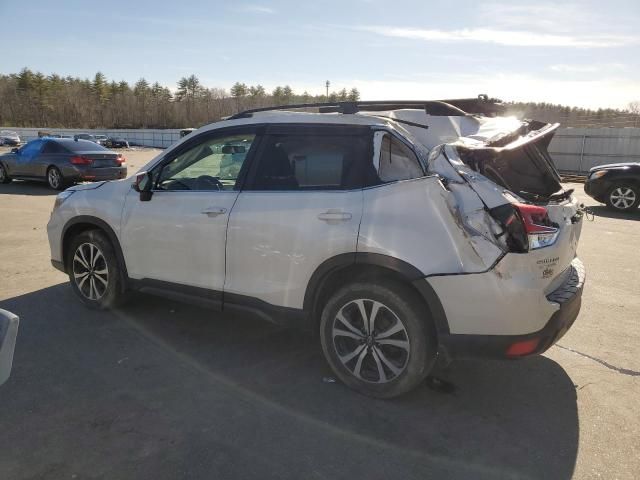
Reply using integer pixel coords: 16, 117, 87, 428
12, 139, 43, 176
120, 127, 260, 299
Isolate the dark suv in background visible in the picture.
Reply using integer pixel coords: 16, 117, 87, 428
584, 162, 640, 212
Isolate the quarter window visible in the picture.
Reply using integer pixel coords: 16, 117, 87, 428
156, 133, 256, 191
376, 133, 424, 183
251, 134, 369, 190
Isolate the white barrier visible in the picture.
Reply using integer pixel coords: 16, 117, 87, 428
2, 127, 182, 149
3, 126, 640, 173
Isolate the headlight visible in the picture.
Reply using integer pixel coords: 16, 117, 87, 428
590, 170, 608, 179
53, 190, 74, 210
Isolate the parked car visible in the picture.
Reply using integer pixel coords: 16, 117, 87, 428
584, 162, 640, 211
104, 137, 129, 148
0, 130, 21, 146
46, 98, 585, 398
94, 135, 108, 146
0, 138, 127, 190
74, 133, 97, 143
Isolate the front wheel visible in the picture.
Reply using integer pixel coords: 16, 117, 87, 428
320, 281, 437, 399
606, 184, 639, 212
67, 230, 125, 309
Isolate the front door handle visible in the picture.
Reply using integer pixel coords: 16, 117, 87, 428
201, 207, 227, 217
318, 210, 352, 223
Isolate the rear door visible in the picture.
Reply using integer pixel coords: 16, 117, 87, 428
224, 124, 368, 310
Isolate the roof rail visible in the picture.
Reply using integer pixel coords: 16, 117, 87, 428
227, 94, 504, 120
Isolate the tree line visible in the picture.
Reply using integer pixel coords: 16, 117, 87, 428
1, 68, 638, 129
0, 69, 360, 129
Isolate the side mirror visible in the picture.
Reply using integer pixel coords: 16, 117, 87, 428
133, 171, 153, 201
11, 148, 19, 154
0, 309, 19, 386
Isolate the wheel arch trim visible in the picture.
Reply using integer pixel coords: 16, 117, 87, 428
61, 216, 128, 278
304, 252, 450, 335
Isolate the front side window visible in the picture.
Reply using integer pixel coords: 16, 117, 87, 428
376, 133, 424, 183
156, 133, 256, 191
251, 134, 369, 191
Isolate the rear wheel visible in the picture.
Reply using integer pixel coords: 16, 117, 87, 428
47, 166, 65, 190
0, 163, 11, 184
67, 230, 125, 309
606, 184, 639, 211
320, 281, 436, 399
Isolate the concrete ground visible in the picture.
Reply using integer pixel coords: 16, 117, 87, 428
0, 148, 638, 479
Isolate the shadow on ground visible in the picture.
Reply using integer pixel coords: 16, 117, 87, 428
588, 205, 640, 221
0, 180, 57, 196
0, 284, 579, 480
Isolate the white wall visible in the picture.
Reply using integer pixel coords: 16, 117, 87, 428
549, 128, 640, 173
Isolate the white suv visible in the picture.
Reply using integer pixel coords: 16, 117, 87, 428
47, 98, 585, 398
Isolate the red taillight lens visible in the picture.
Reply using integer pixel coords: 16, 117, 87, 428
70, 155, 92, 165
116, 155, 126, 166
513, 203, 559, 250
514, 203, 557, 234
506, 338, 540, 357
490, 203, 559, 252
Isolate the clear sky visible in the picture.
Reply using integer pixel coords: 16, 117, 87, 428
1, 0, 638, 109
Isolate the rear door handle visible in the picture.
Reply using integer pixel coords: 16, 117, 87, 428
318, 210, 352, 223
201, 207, 227, 217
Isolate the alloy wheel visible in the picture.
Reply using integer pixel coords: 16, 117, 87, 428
48, 168, 61, 189
72, 243, 109, 300
610, 187, 637, 210
331, 299, 410, 384
0, 165, 5, 181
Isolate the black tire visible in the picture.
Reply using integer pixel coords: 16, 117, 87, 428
66, 229, 125, 309
47, 166, 65, 190
606, 183, 639, 212
320, 280, 437, 399
0, 163, 11, 184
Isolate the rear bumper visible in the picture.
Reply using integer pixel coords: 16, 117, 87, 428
440, 258, 585, 359
584, 178, 610, 202
61, 166, 127, 182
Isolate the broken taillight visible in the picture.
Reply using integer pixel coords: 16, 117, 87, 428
490, 203, 559, 252
514, 203, 559, 250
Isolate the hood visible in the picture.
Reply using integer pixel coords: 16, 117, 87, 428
66, 181, 107, 192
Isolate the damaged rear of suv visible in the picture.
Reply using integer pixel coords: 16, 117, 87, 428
47, 96, 585, 398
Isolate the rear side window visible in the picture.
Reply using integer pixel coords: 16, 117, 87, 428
250, 134, 369, 191
375, 133, 424, 183
41, 141, 68, 154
